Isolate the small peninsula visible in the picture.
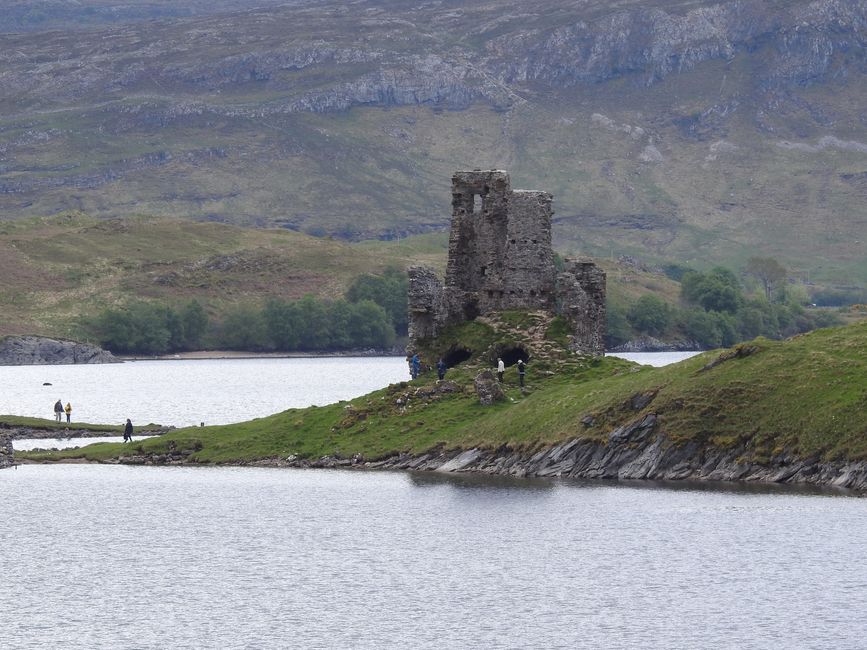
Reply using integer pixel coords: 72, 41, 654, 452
14, 171, 867, 491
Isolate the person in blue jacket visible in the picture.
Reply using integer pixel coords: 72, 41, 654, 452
437, 358, 447, 380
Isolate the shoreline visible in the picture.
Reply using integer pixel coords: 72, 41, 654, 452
16, 425, 867, 494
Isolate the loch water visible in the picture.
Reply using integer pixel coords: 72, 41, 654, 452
6, 350, 863, 648
1, 465, 864, 649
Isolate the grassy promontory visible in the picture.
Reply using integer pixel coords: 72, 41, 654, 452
18, 317, 867, 477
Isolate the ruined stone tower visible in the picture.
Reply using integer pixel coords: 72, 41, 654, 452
408, 170, 606, 356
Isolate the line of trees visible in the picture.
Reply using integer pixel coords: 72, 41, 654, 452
85, 268, 409, 354
610, 259, 841, 349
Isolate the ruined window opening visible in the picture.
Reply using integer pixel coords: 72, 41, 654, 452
473, 194, 483, 214
487, 290, 493, 297
463, 299, 480, 321
443, 346, 473, 368
510, 239, 516, 245
531, 239, 537, 244
481, 265, 487, 276
530, 290, 536, 296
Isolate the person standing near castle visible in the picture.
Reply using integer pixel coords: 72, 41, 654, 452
53, 399, 63, 423
64, 402, 72, 423
123, 419, 134, 443
410, 353, 420, 380
437, 358, 447, 380
517, 359, 526, 387
497, 358, 505, 382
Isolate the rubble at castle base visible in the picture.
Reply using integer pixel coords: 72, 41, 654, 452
408, 170, 606, 356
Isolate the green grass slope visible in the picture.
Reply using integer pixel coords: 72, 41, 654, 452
21, 320, 867, 466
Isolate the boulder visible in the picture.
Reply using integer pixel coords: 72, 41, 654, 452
473, 370, 506, 406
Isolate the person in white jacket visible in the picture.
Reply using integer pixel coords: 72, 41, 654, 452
497, 358, 505, 382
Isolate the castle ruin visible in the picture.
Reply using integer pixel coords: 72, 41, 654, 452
408, 170, 606, 356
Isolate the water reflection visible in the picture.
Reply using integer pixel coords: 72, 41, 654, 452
405, 469, 557, 491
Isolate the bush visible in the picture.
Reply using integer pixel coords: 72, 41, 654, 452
627, 295, 671, 336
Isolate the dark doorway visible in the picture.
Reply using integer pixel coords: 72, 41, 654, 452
443, 346, 473, 367
500, 346, 530, 367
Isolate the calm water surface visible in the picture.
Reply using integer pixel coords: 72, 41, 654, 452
1, 465, 864, 649
0, 357, 409, 427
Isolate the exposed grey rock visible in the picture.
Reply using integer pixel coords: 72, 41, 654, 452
0, 435, 13, 469
350, 413, 867, 493
473, 370, 506, 406
0, 336, 118, 366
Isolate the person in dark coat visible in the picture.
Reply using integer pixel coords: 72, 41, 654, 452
123, 419, 133, 443
517, 359, 526, 387
437, 358, 447, 381
53, 399, 63, 423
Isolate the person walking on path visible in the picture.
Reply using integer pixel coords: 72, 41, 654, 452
53, 399, 63, 423
437, 358, 447, 381
497, 358, 505, 383
410, 353, 421, 380
64, 402, 72, 423
517, 359, 526, 387
123, 419, 133, 443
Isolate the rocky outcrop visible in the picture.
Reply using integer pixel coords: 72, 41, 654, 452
0, 336, 118, 365
473, 370, 506, 406
359, 414, 867, 492
0, 435, 13, 469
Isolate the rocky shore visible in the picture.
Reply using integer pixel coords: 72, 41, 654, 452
0, 336, 118, 365
78, 413, 866, 493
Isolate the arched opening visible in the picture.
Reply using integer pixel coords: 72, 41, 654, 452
499, 346, 530, 367
463, 299, 480, 321
443, 346, 473, 367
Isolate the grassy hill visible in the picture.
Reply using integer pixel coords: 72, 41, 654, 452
19, 319, 867, 472
0, 213, 684, 340
0, 0, 865, 286
0, 214, 447, 338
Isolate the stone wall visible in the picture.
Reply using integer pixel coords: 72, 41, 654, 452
408, 170, 606, 356
0, 435, 13, 469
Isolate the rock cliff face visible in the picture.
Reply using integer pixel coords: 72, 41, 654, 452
0, 0, 866, 277
0, 336, 118, 365
359, 416, 867, 492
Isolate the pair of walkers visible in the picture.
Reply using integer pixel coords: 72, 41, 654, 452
409, 354, 450, 381
497, 358, 527, 387
53, 399, 72, 423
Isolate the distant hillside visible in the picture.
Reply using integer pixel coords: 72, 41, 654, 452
0, 215, 678, 340
1, 0, 866, 284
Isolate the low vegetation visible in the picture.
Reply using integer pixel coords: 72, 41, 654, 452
20, 319, 867, 467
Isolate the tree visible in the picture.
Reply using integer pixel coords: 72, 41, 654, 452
681, 269, 742, 313
626, 295, 671, 336
217, 306, 268, 350
745, 257, 787, 302
181, 300, 209, 349
346, 267, 408, 336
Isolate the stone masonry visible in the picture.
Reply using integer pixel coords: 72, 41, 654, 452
408, 170, 606, 355
0, 435, 13, 469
